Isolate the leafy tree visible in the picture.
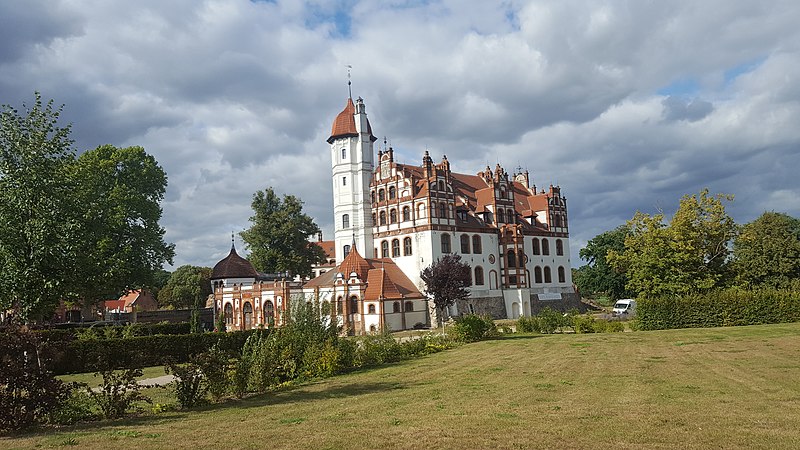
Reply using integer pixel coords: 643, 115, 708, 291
733, 212, 800, 289
609, 189, 736, 297
0, 93, 79, 321
240, 187, 326, 278
158, 265, 213, 310
420, 253, 471, 327
574, 225, 633, 301
70, 144, 175, 306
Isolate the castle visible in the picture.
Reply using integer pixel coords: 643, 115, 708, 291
211, 95, 578, 333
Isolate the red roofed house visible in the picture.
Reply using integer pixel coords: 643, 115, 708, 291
103, 289, 158, 314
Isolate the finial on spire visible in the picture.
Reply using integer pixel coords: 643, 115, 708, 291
231, 231, 235, 251
347, 64, 352, 99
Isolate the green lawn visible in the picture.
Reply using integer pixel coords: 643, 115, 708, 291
57, 366, 168, 387
4, 323, 800, 449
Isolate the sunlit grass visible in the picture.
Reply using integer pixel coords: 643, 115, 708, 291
5, 323, 800, 449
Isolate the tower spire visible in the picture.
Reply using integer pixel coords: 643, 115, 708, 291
230, 231, 235, 251
347, 64, 352, 99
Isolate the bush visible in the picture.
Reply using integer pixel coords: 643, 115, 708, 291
637, 289, 800, 330
0, 327, 69, 431
47, 387, 98, 425
84, 367, 151, 419
571, 315, 596, 334
517, 316, 540, 333
450, 314, 496, 342
537, 308, 566, 334
193, 344, 231, 402
166, 361, 206, 409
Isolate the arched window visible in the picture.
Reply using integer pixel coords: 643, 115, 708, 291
438, 180, 444, 191
472, 235, 482, 254
556, 239, 564, 256
403, 237, 412, 256
532, 238, 540, 255
439, 203, 447, 219
342, 214, 349, 229
379, 211, 387, 226
544, 266, 552, 283
460, 234, 470, 254
507, 209, 515, 224
224, 303, 233, 325
507, 249, 516, 268
372, 213, 376, 226
542, 239, 550, 255
350, 295, 359, 314
371, 191, 375, 203
389, 186, 396, 199
498, 209, 505, 223
474, 266, 484, 286
402, 206, 410, 221
404, 301, 414, 312
393, 301, 401, 313
558, 266, 566, 283
500, 187, 506, 199
336, 296, 343, 314
343, 245, 351, 257
368, 304, 376, 314
418, 203, 426, 219
378, 189, 385, 202
264, 300, 274, 325
243, 302, 253, 330
390, 208, 397, 224
534, 266, 543, 283
381, 241, 389, 258
342, 148, 347, 160
391, 239, 400, 257
441, 234, 451, 253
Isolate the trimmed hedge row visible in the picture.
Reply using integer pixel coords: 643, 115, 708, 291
636, 289, 800, 330
48, 330, 261, 375
33, 322, 192, 340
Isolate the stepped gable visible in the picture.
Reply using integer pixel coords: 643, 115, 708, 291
211, 244, 259, 279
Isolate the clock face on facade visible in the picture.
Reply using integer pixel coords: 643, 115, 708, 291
488, 254, 496, 264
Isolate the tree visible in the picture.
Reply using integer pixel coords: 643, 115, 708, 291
608, 189, 736, 298
70, 144, 175, 306
733, 212, 800, 289
158, 265, 213, 310
0, 94, 79, 321
574, 225, 633, 301
420, 253, 471, 327
240, 187, 326, 278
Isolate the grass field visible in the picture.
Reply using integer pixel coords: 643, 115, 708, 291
4, 323, 800, 449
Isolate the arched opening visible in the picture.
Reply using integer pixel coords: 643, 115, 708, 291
342, 214, 349, 229
441, 234, 451, 253
417, 203, 426, 219
460, 234, 470, 254
381, 240, 389, 258
368, 304, 376, 314
498, 209, 505, 223
378, 189, 385, 202
489, 270, 498, 289
438, 203, 446, 219
379, 211, 386, 226
350, 295, 359, 314
224, 303, 233, 326
390, 208, 397, 224
544, 266, 552, 283
511, 302, 521, 319
558, 266, 566, 283
243, 302, 253, 330
556, 239, 564, 256
507, 249, 516, 268
403, 237, 412, 256
389, 186, 396, 199
402, 206, 410, 221
542, 239, 550, 255
393, 301, 401, 313
532, 238, 540, 255
472, 235, 482, 254
474, 266, 484, 286
391, 239, 400, 257
404, 301, 414, 312
534, 266, 543, 284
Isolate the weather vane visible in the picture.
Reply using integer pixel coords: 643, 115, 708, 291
347, 64, 352, 98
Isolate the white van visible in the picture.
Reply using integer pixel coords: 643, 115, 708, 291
612, 299, 636, 316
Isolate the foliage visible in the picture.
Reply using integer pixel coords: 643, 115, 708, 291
574, 225, 633, 300
49, 330, 259, 375
450, 314, 497, 342
0, 93, 78, 321
193, 344, 231, 402
536, 307, 567, 334
609, 189, 736, 298
420, 253, 472, 325
240, 187, 326, 278
157, 265, 213, 310
83, 367, 150, 419
70, 144, 174, 307
47, 387, 98, 425
0, 327, 69, 431
516, 316, 540, 333
636, 288, 800, 330
165, 361, 206, 409
733, 212, 800, 289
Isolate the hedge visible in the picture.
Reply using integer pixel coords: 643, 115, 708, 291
47, 330, 263, 375
636, 289, 800, 330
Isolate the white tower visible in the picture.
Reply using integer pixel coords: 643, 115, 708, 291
328, 96, 376, 264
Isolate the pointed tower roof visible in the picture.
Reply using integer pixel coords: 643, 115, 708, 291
327, 97, 377, 144
211, 243, 259, 279
338, 246, 370, 281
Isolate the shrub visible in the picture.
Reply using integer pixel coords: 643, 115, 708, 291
517, 316, 540, 333
193, 344, 231, 402
450, 314, 496, 342
0, 327, 69, 431
84, 367, 151, 419
637, 289, 800, 330
47, 387, 98, 425
166, 361, 206, 409
537, 308, 566, 334
572, 315, 596, 334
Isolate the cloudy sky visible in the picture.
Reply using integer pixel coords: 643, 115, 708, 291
2, 0, 799, 270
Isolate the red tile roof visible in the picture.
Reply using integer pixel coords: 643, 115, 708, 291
327, 98, 377, 144
212, 245, 259, 279
313, 240, 335, 259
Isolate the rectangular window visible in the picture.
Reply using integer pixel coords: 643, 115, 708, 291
342, 176, 347, 186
